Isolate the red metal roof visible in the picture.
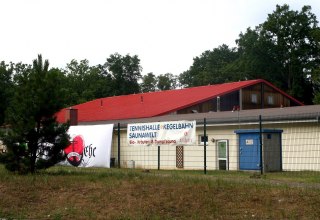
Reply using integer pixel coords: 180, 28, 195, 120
56, 79, 303, 123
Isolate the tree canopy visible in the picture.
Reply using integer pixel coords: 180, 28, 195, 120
106, 53, 142, 96
179, 5, 320, 104
141, 72, 157, 92
234, 4, 320, 104
63, 59, 113, 105
177, 5, 320, 104
0, 62, 13, 125
179, 44, 238, 87
157, 73, 178, 91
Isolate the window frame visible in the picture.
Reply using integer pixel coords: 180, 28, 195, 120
217, 140, 229, 170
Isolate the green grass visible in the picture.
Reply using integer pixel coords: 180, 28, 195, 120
0, 165, 320, 219
266, 171, 320, 183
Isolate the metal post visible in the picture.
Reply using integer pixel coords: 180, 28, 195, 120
158, 146, 160, 170
204, 118, 207, 174
279, 133, 283, 172
259, 115, 263, 175
117, 123, 121, 168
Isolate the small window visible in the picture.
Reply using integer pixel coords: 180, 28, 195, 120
199, 135, 208, 145
218, 141, 227, 159
251, 94, 257, 103
217, 140, 228, 170
267, 96, 274, 105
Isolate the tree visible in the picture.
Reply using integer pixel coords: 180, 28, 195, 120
141, 72, 157, 92
106, 53, 142, 95
312, 28, 320, 103
1, 55, 69, 173
157, 73, 177, 90
63, 59, 113, 105
233, 28, 282, 83
0, 61, 32, 126
312, 67, 320, 104
178, 44, 238, 87
235, 4, 320, 103
0, 62, 14, 125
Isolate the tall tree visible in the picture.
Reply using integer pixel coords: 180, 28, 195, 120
312, 66, 320, 104
0, 62, 13, 125
233, 28, 282, 83
235, 4, 320, 103
64, 59, 113, 105
157, 73, 177, 90
141, 72, 157, 92
179, 45, 238, 87
106, 53, 142, 95
0, 62, 32, 126
1, 55, 69, 173
311, 27, 320, 103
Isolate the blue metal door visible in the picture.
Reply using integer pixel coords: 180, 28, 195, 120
239, 133, 260, 170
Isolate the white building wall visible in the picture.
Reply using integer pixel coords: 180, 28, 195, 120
278, 123, 320, 171
111, 125, 246, 170
111, 121, 320, 171
252, 122, 320, 171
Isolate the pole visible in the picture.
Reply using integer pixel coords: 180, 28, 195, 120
204, 118, 207, 174
259, 115, 263, 175
158, 146, 160, 170
117, 123, 121, 168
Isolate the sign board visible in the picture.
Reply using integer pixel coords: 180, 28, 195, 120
246, 139, 254, 145
127, 120, 196, 146
63, 124, 114, 168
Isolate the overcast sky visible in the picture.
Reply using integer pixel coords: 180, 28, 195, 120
1, 0, 320, 76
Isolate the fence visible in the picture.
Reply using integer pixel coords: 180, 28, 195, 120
111, 112, 320, 174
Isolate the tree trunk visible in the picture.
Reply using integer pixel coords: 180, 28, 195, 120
30, 120, 41, 173
30, 145, 37, 174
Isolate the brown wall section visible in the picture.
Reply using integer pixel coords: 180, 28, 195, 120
177, 99, 214, 114
176, 82, 299, 115
242, 83, 292, 110
242, 84, 262, 110
177, 91, 239, 114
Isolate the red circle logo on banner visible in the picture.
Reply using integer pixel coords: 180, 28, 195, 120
64, 135, 84, 166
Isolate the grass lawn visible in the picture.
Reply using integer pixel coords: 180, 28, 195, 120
0, 165, 320, 219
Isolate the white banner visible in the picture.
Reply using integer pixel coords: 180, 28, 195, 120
127, 120, 196, 146
63, 124, 114, 168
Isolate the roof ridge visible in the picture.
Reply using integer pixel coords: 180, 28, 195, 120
56, 79, 304, 123
72, 80, 258, 107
